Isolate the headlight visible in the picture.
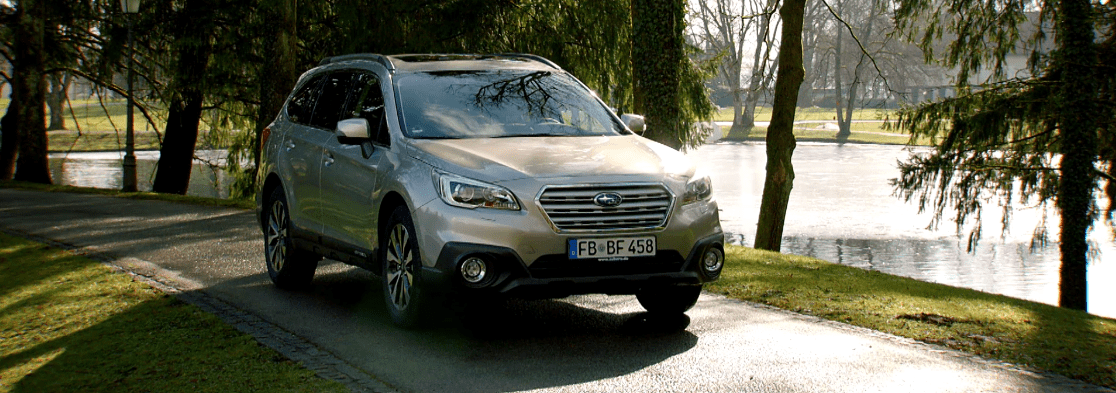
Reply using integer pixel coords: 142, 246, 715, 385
436, 173, 521, 210
682, 174, 712, 205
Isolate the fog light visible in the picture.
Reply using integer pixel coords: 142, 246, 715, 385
460, 257, 487, 283
702, 247, 724, 277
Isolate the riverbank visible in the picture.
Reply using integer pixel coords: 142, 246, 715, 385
1, 181, 1113, 390
708, 246, 1116, 390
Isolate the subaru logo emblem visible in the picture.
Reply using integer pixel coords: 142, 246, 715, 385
593, 192, 623, 207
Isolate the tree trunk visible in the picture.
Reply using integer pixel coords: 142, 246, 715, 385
754, 0, 807, 251
1055, 0, 1097, 311
251, 0, 298, 192
46, 73, 72, 131
153, 96, 203, 194
834, 24, 848, 141
727, 88, 749, 136
13, 0, 51, 184
0, 98, 18, 180
152, 0, 214, 195
631, 0, 685, 150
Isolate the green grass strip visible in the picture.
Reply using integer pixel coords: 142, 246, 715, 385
709, 246, 1116, 389
720, 125, 922, 145
0, 181, 254, 210
0, 233, 345, 392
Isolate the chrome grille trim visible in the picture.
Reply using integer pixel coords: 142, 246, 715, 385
536, 183, 674, 232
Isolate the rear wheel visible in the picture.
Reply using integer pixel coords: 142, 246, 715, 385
636, 284, 702, 314
381, 205, 428, 328
263, 187, 319, 289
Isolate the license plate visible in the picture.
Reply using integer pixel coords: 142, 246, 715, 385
568, 236, 656, 259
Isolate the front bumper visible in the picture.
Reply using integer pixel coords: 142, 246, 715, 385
422, 232, 724, 298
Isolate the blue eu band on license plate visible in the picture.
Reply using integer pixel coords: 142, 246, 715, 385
568, 236, 656, 259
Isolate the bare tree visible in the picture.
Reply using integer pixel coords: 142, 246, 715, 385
690, 0, 778, 136
46, 72, 72, 130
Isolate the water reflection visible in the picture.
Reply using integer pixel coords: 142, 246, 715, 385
49, 150, 232, 199
695, 142, 1112, 318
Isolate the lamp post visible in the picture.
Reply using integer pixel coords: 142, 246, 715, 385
121, 0, 140, 192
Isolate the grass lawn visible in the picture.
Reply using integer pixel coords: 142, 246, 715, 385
0, 99, 229, 153
711, 106, 933, 145
719, 125, 922, 145
709, 247, 1116, 390
712, 106, 895, 123
0, 233, 347, 393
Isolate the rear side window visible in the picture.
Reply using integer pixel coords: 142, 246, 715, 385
286, 74, 325, 125
310, 72, 354, 130
343, 72, 389, 146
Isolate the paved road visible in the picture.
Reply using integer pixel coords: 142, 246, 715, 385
1, 189, 1108, 393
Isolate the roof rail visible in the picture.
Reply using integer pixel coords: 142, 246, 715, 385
497, 53, 562, 70
319, 54, 396, 71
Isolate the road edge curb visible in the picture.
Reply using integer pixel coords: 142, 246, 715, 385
0, 227, 401, 393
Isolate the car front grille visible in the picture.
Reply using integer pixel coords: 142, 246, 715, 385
537, 184, 673, 232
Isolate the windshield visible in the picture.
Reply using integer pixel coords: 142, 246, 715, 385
394, 70, 626, 139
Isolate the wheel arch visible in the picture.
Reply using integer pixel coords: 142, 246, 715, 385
374, 191, 410, 270
259, 173, 286, 231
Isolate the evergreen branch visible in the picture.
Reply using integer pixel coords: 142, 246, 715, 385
958, 164, 1058, 173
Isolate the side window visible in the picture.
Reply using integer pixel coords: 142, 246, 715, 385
343, 72, 390, 146
286, 75, 325, 125
309, 72, 354, 130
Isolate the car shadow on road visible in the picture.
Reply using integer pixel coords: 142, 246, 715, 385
263, 264, 702, 392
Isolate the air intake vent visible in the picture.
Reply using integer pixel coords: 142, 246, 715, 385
537, 184, 673, 232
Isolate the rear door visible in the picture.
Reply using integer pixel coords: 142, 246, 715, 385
278, 74, 331, 234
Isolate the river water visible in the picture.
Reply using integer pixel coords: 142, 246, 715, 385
47, 143, 1115, 318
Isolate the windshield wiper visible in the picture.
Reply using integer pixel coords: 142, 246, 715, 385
413, 135, 464, 140
492, 133, 569, 138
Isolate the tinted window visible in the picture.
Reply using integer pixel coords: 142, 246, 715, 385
286, 74, 325, 125
343, 72, 389, 146
309, 72, 354, 130
394, 70, 624, 139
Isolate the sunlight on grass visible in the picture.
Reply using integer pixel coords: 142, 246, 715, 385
3, 348, 66, 390
0, 234, 345, 393
708, 246, 1116, 389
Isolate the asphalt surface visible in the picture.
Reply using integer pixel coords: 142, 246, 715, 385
1, 188, 1110, 393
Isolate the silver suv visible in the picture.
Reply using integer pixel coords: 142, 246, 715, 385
256, 54, 724, 327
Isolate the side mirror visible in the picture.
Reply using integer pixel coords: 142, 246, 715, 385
621, 114, 646, 135
336, 118, 371, 144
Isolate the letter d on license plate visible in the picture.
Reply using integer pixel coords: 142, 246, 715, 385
568, 236, 656, 259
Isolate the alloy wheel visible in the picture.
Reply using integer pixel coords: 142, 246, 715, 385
386, 223, 414, 310
266, 199, 289, 272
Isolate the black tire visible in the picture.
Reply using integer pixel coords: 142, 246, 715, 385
636, 284, 703, 314
381, 205, 428, 328
263, 186, 319, 289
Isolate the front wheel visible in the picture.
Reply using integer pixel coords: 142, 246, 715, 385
636, 284, 702, 314
381, 205, 428, 328
263, 187, 319, 289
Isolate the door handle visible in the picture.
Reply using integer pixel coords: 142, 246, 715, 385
324, 153, 335, 167
285, 140, 296, 151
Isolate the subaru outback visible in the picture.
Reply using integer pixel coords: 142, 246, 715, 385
256, 53, 724, 327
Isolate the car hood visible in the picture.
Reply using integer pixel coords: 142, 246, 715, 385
408, 135, 696, 182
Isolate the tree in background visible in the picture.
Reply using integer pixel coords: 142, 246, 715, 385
691, 0, 778, 136
754, 0, 808, 251
46, 73, 73, 131
0, 0, 715, 194
11, 0, 50, 184
892, 0, 1107, 310
632, 0, 716, 150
